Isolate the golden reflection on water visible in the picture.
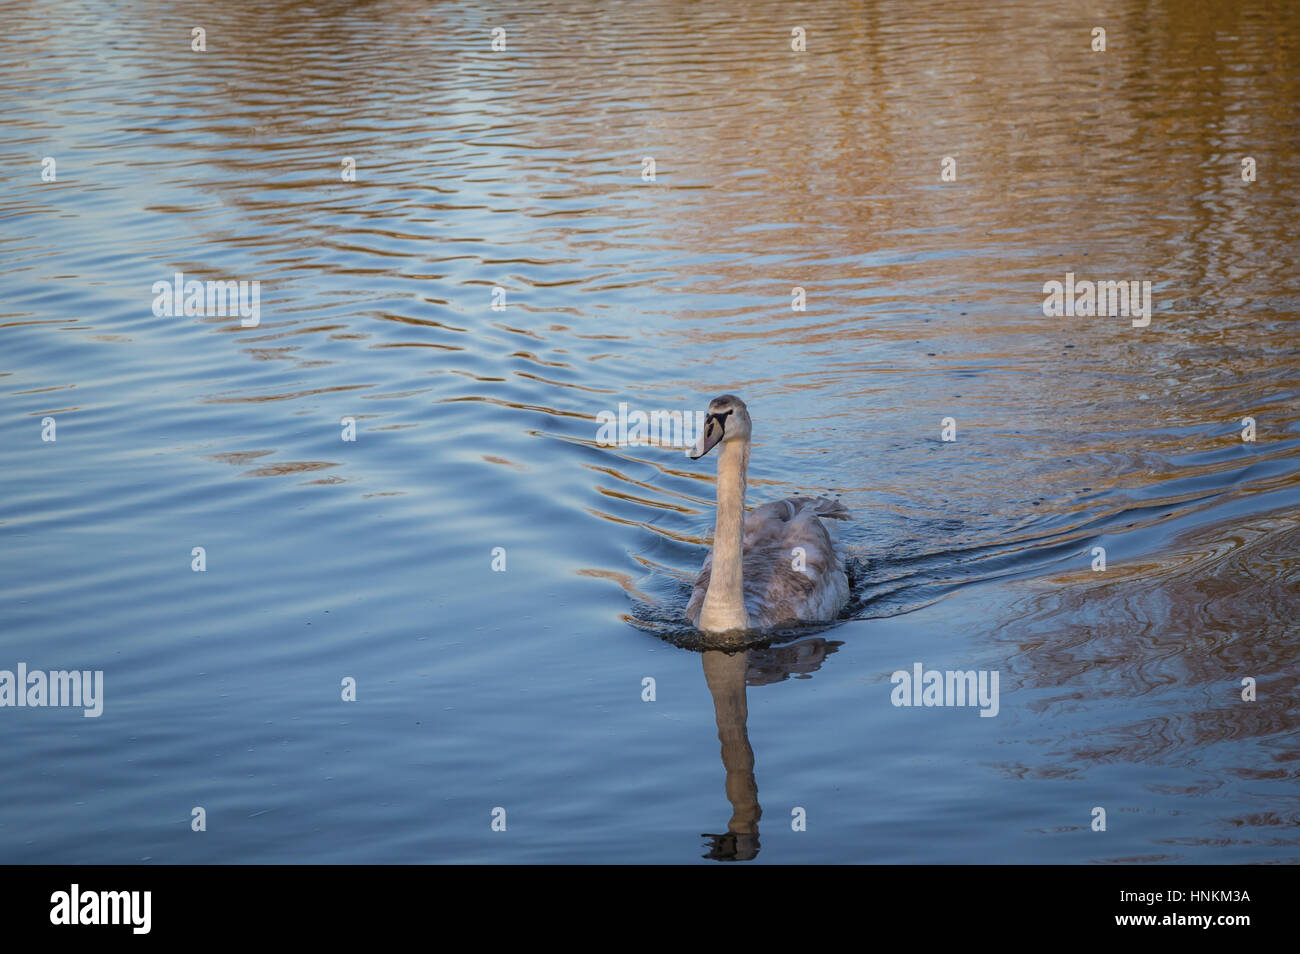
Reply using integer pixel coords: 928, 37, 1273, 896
993, 510, 1300, 808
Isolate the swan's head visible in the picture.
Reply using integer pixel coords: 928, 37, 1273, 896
687, 394, 751, 459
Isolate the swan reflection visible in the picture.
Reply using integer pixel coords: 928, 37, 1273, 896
699, 636, 841, 861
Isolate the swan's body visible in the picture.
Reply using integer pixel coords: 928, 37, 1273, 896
685, 395, 850, 634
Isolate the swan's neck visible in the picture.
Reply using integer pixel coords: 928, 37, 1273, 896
700, 439, 750, 632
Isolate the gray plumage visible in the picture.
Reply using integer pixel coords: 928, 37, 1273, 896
686, 495, 851, 630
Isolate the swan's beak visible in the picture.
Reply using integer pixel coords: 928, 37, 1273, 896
687, 412, 726, 459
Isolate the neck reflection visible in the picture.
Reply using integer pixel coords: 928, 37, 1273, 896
698, 636, 842, 862
701, 649, 760, 861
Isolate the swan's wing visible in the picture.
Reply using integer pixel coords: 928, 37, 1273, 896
746, 496, 849, 530
741, 497, 850, 627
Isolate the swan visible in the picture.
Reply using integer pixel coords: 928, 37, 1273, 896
685, 395, 850, 634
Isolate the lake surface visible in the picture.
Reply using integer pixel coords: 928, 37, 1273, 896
1, 0, 1297, 863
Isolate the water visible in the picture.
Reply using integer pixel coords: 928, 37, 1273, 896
1, 0, 1298, 863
